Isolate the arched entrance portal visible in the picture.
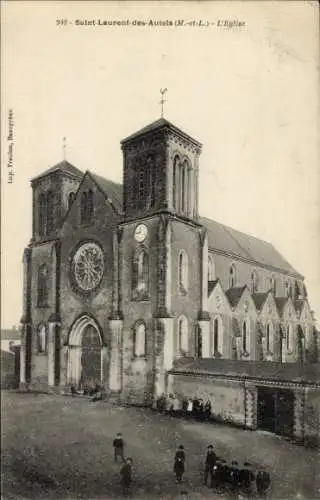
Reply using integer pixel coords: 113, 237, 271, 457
67, 315, 103, 391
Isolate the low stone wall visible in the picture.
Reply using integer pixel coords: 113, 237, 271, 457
171, 374, 246, 426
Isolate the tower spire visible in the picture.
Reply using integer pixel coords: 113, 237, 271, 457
160, 88, 168, 118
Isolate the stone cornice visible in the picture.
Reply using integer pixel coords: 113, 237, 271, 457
169, 369, 320, 388
119, 210, 203, 230
121, 121, 202, 152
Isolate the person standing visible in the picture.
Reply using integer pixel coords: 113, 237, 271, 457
174, 445, 186, 483
186, 399, 193, 419
239, 462, 255, 494
204, 400, 212, 421
256, 467, 271, 497
113, 432, 125, 462
203, 445, 217, 487
120, 457, 133, 494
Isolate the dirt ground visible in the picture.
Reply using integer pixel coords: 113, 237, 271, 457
1, 392, 319, 499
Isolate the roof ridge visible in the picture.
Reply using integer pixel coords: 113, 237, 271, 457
201, 215, 273, 246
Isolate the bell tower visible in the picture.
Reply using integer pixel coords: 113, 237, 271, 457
121, 118, 202, 221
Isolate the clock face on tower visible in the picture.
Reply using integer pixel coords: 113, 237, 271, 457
134, 224, 148, 242
72, 242, 104, 291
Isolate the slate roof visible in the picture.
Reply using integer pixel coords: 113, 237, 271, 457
120, 118, 202, 147
225, 286, 246, 308
170, 357, 320, 384
275, 297, 288, 315
201, 216, 301, 277
31, 161, 83, 182
89, 172, 123, 214
208, 280, 219, 296
252, 292, 269, 311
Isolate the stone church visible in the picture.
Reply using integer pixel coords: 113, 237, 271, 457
20, 118, 319, 444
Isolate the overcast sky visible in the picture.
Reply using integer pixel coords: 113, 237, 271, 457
1, 1, 319, 328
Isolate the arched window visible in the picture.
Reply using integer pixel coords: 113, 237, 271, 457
181, 164, 186, 212
37, 265, 49, 307
251, 270, 258, 293
178, 316, 188, 355
266, 322, 273, 353
286, 324, 293, 351
212, 316, 223, 356
208, 254, 215, 281
172, 156, 179, 210
38, 193, 46, 236
178, 250, 188, 293
270, 276, 276, 295
37, 324, 47, 353
285, 280, 292, 298
46, 191, 55, 234
68, 192, 75, 210
133, 321, 146, 357
229, 264, 237, 288
242, 320, 249, 353
87, 189, 94, 221
80, 190, 94, 224
132, 248, 149, 299
80, 192, 87, 224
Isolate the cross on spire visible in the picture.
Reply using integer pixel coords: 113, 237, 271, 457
160, 88, 168, 118
62, 137, 67, 161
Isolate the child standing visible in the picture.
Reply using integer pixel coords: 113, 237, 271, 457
113, 432, 124, 462
120, 457, 133, 494
174, 445, 186, 483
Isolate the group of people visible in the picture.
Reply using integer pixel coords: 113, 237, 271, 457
113, 433, 271, 498
201, 445, 270, 497
156, 393, 212, 421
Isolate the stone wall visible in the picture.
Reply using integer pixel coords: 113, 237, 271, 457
172, 374, 246, 426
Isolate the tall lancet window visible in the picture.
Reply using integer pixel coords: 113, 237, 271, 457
178, 250, 188, 294
37, 264, 49, 307
46, 191, 55, 234
39, 193, 46, 236
181, 164, 186, 212
266, 322, 273, 353
229, 264, 237, 288
242, 320, 249, 354
87, 189, 94, 222
37, 324, 47, 353
212, 316, 223, 356
132, 247, 149, 299
68, 192, 75, 211
286, 324, 293, 352
80, 192, 87, 224
251, 270, 258, 293
172, 156, 180, 210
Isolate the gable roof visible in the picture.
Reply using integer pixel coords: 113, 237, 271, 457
225, 286, 246, 308
252, 292, 269, 311
120, 118, 202, 147
31, 161, 83, 182
275, 297, 288, 315
201, 216, 301, 277
89, 172, 123, 214
208, 280, 219, 296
